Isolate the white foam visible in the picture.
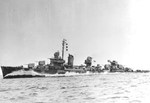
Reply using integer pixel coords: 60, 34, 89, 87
44, 71, 99, 77
5, 69, 44, 77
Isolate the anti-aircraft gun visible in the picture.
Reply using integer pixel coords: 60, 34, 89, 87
106, 60, 117, 72
84, 56, 94, 71
107, 60, 125, 72
95, 64, 102, 72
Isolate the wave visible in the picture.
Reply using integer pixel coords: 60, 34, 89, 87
5, 70, 44, 77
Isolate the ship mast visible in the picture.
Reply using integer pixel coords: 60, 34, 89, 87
62, 39, 68, 60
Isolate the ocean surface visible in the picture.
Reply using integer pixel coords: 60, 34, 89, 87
0, 73, 150, 103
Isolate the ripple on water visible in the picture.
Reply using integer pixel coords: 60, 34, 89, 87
0, 73, 150, 103
129, 100, 141, 103
29, 92, 38, 96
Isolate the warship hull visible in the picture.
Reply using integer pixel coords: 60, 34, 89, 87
34, 69, 66, 74
3, 74, 45, 79
1, 66, 23, 78
1, 66, 99, 79
1, 66, 45, 79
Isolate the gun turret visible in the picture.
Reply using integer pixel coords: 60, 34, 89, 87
27, 63, 35, 70
107, 60, 118, 66
38, 61, 45, 66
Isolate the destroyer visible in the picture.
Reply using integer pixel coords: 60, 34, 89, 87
1, 39, 134, 79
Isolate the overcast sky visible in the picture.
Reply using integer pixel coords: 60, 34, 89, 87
0, 0, 150, 75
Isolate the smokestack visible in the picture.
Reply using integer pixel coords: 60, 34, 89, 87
68, 54, 74, 67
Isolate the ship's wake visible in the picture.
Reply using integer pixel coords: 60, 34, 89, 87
43, 71, 101, 77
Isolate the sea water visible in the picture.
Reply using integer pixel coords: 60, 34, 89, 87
0, 73, 150, 103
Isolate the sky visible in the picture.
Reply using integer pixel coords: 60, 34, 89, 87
0, 0, 150, 75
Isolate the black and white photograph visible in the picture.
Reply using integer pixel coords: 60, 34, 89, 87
0, 0, 150, 103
